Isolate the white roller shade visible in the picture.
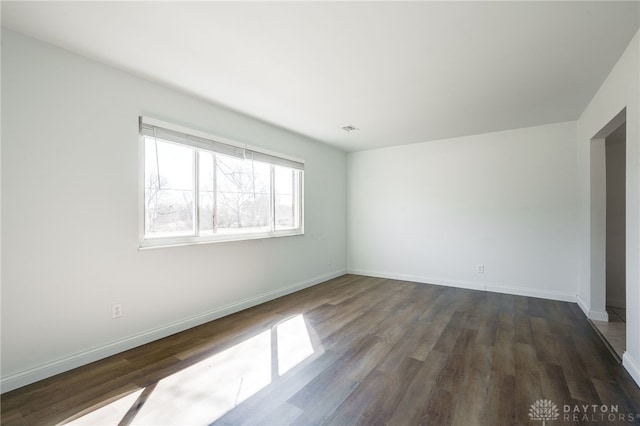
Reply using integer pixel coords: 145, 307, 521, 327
140, 116, 305, 170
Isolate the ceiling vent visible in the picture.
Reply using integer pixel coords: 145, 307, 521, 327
341, 125, 359, 132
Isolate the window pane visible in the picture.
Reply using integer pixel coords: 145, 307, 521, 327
144, 137, 195, 237
216, 155, 271, 233
199, 151, 216, 235
275, 166, 300, 230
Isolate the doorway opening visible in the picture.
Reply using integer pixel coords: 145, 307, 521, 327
589, 109, 626, 361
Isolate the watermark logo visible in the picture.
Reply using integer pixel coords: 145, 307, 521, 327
529, 399, 560, 425
529, 398, 640, 423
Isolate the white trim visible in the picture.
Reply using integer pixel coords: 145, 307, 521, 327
0, 269, 347, 393
347, 269, 578, 302
484, 283, 576, 303
589, 310, 610, 321
347, 269, 484, 292
576, 294, 610, 321
622, 352, 640, 387
577, 294, 591, 317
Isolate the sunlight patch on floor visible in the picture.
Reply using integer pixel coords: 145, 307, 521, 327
64, 314, 315, 425
134, 329, 272, 425
277, 314, 315, 375
67, 389, 144, 425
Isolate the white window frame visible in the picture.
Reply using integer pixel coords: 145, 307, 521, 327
139, 116, 304, 249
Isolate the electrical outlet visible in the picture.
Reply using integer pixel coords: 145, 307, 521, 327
477, 265, 485, 274
112, 304, 123, 319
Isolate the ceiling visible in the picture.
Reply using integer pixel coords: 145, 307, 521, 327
2, 1, 639, 152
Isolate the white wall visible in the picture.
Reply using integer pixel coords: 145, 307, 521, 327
606, 124, 626, 309
577, 30, 640, 386
0, 30, 347, 391
348, 121, 580, 301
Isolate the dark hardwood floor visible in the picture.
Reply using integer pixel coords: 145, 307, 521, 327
2, 274, 640, 425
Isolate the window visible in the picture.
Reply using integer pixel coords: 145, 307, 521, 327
140, 117, 303, 248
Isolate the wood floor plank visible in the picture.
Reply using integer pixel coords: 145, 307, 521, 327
449, 372, 490, 426
591, 378, 640, 421
408, 319, 448, 362
566, 378, 601, 406
385, 350, 449, 426
419, 388, 455, 426
346, 339, 393, 381
377, 321, 432, 372
322, 368, 388, 426
2, 274, 639, 425
431, 319, 464, 354
288, 374, 359, 426
355, 357, 423, 425
287, 333, 379, 410
514, 369, 543, 426
248, 402, 303, 426
538, 363, 578, 421
483, 372, 516, 426
492, 327, 515, 376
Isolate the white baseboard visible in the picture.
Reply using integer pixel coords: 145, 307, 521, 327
347, 268, 484, 292
576, 294, 590, 317
0, 269, 347, 394
574, 294, 610, 321
589, 310, 610, 321
348, 268, 577, 303
623, 352, 640, 388
485, 283, 576, 303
